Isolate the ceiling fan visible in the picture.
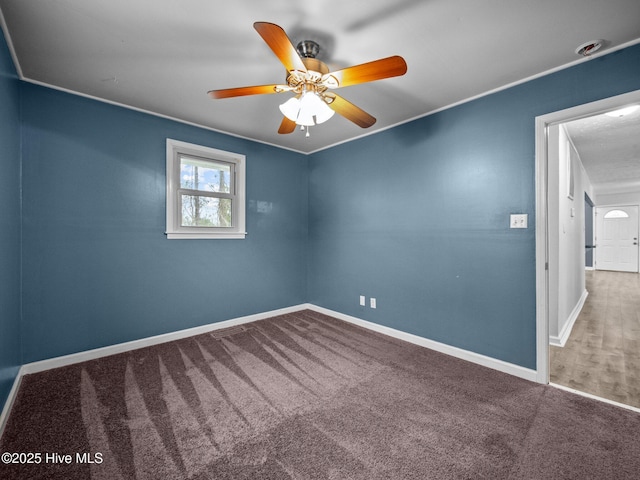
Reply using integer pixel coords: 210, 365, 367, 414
208, 22, 407, 135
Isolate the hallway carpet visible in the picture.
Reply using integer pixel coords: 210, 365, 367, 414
2, 310, 640, 479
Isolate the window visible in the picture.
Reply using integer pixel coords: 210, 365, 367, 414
604, 210, 629, 219
166, 139, 246, 239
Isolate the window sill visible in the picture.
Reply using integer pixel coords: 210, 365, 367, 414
165, 232, 247, 240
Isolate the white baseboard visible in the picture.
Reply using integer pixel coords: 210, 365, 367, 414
1, 302, 540, 437
308, 305, 538, 383
549, 289, 588, 347
21, 304, 310, 375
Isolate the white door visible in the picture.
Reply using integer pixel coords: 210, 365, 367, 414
595, 205, 639, 272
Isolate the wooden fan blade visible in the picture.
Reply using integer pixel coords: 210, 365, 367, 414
326, 94, 376, 128
208, 84, 289, 99
278, 116, 296, 134
322, 55, 407, 89
253, 22, 307, 73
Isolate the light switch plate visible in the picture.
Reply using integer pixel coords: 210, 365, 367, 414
510, 214, 528, 229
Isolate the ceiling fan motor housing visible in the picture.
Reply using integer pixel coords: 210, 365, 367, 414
301, 57, 329, 75
283, 40, 330, 88
297, 40, 320, 58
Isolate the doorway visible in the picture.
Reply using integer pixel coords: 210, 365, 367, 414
535, 89, 640, 408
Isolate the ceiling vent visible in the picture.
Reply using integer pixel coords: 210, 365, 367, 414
575, 40, 604, 57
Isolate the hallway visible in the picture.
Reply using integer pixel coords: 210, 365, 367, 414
550, 270, 640, 408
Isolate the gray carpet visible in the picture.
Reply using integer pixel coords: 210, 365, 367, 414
1, 309, 639, 479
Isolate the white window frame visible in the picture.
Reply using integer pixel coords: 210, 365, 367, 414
166, 139, 246, 239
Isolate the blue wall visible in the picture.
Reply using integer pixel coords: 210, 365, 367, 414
0, 29, 21, 411
19, 85, 308, 363
2, 28, 639, 419
309, 45, 640, 369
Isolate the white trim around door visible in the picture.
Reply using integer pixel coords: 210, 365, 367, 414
535, 88, 640, 385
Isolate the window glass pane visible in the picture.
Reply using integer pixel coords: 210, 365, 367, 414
180, 155, 232, 193
604, 210, 629, 219
181, 195, 232, 227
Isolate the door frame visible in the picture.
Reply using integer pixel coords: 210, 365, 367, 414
585, 193, 595, 269
534, 88, 640, 384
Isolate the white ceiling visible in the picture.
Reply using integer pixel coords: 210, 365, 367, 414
1, 0, 639, 184
565, 107, 640, 195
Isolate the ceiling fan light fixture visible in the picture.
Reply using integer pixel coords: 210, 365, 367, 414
300, 90, 334, 124
279, 90, 335, 126
314, 99, 335, 124
279, 97, 300, 122
296, 107, 316, 127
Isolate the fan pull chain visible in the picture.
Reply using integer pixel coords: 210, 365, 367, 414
299, 125, 310, 137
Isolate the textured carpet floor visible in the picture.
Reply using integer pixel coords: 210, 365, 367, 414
1, 309, 640, 479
